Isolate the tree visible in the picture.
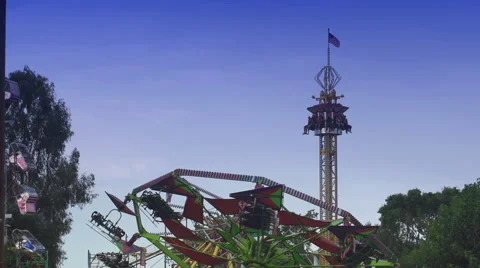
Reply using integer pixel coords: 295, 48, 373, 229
377, 187, 459, 257
6, 66, 97, 267
409, 179, 480, 267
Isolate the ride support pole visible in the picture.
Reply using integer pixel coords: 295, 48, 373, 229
0, 0, 6, 266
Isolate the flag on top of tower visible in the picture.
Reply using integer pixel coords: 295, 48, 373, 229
328, 32, 340, 48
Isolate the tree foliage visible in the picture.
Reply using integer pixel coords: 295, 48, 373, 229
411, 179, 480, 267
378, 180, 480, 267
377, 187, 459, 256
6, 66, 97, 267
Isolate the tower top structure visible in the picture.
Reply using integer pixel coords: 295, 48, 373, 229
304, 29, 351, 137
312, 29, 344, 106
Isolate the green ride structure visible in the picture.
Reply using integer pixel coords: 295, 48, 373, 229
88, 169, 395, 267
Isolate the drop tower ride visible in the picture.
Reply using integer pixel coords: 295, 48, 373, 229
303, 29, 351, 222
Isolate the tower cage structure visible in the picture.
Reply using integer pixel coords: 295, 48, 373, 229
302, 29, 352, 266
303, 29, 351, 223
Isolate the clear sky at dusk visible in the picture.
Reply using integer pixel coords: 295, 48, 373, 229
5, 0, 480, 267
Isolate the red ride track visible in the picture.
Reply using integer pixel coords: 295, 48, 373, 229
133, 168, 393, 257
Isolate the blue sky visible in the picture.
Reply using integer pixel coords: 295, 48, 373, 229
6, 0, 480, 267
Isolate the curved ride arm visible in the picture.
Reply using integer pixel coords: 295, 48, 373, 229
132, 169, 394, 259
105, 209, 122, 226
127, 190, 315, 267
128, 193, 191, 268
133, 169, 358, 223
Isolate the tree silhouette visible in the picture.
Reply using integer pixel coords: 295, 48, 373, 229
6, 66, 97, 267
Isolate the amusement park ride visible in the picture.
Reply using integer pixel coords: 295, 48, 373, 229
3, 79, 48, 267
86, 30, 395, 268
303, 29, 351, 223
88, 29, 394, 268
88, 170, 394, 267
302, 29, 350, 265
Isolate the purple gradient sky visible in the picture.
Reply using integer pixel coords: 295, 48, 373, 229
6, 0, 480, 267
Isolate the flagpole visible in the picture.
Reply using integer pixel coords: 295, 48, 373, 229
0, 0, 6, 266
326, 28, 331, 94
326, 28, 331, 92
327, 28, 331, 67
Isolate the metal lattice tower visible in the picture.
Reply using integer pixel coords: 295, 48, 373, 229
302, 29, 351, 222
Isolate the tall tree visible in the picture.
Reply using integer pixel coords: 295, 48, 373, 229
377, 186, 459, 257
6, 66, 97, 266
411, 179, 480, 267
